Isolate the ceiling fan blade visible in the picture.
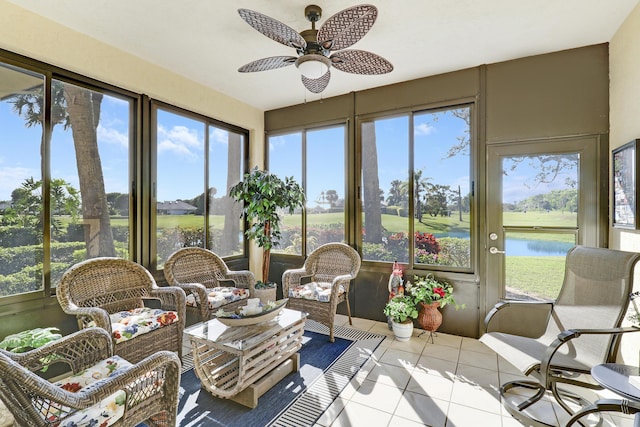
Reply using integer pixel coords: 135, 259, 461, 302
317, 5, 377, 51
238, 9, 306, 50
330, 50, 393, 75
301, 70, 331, 94
238, 56, 296, 73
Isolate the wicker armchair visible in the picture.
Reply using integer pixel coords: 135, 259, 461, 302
164, 247, 256, 322
0, 328, 181, 427
57, 257, 186, 364
282, 242, 361, 342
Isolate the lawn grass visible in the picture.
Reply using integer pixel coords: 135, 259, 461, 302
505, 255, 565, 300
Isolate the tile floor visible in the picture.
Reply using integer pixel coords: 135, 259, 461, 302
313, 314, 636, 427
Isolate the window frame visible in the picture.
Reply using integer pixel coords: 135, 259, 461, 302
356, 100, 477, 274
266, 121, 349, 258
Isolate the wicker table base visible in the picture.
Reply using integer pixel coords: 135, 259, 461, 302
184, 308, 306, 408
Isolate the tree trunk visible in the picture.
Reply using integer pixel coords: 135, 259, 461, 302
222, 132, 242, 254
361, 121, 383, 243
63, 85, 115, 258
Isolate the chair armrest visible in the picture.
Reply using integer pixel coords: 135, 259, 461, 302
225, 270, 256, 291
282, 268, 310, 294
175, 282, 211, 320
483, 300, 553, 334
76, 350, 181, 407
330, 274, 354, 298
540, 326, 640, 388
62, 305, 112, 332
150, 286, 186, 311
8, 328, 113, 374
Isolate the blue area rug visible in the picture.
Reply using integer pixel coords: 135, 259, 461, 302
176, 320, 385, 427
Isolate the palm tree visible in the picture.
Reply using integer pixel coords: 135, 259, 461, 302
361, 121, 383, 243
9, 81, 115, 257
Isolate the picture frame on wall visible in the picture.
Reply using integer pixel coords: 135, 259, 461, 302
613, 139, 640, 229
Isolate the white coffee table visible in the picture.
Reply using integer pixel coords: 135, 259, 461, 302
184, 308, 306, 408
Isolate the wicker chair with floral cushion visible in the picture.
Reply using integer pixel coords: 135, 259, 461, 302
57, 257, 186, 364
282, 242, 361, 342
163, 247, 256, 322
0, 327, 181, 427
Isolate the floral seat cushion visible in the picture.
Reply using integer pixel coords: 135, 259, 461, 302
185, 286, 250, 310
109, 307, 179, 344
47, 355, 132, 426
288, 282, 345, 302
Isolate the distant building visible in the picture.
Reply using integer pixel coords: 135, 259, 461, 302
157, 200, 197, 215
0, 201, 11, 211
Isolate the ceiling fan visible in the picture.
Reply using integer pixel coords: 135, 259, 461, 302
237, 4, 393, 94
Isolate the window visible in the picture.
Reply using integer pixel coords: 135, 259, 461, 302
0, 62, 135, 297
268, 124, 346, 255
361, 104, 473, 270
153, 105, 246, 268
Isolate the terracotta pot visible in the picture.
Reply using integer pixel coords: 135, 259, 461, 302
417, 301, 442, 332
391, 320, 414, 342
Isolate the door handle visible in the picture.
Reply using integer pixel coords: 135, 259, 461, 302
489, 247, 505, 255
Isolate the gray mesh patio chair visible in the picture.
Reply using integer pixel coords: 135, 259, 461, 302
164, 247, 256, 322
57, 257, 186, 364
0, 328, 181, 427
480, 245, 640, 426
283, 242, 361, 342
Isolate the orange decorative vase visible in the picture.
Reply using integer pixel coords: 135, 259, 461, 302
418, 302, 442, 332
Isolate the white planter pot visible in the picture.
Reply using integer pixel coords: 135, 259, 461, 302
391, 320, 414, 342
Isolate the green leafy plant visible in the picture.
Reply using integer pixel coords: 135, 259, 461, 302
406, 274, 464, 309
229, 167, 305, 284
0, 327, 62, 372
383, 295, 418, 324
254, 281, 276, 289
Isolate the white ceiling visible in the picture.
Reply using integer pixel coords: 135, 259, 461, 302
8, 0, 640, 111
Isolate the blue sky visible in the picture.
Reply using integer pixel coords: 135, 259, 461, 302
2, 96, 574, 206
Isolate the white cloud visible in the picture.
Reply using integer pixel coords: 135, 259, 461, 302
157, 125, 202, 158
414, 123, 436, 136
210, 127, 229, 145
0, 167, 38, 200
97, 124, 128, 148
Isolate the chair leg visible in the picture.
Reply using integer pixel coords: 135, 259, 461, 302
345, 296, 353, 326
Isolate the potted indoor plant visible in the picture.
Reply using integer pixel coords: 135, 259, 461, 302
229, 167, 305, 289
383, 295, 418, 341
406, 274, 464, 335
0, 327, 62, 372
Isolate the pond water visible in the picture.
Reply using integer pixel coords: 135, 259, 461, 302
505, 238, 574, 256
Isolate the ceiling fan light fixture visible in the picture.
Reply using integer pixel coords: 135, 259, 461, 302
295, 54, 330, 79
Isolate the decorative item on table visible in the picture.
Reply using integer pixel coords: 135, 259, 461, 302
383, 295, 418, 342
215, 298, 288, 327
405, 274, 465, 343
387, 261, 404, 329
253, 281, 277, 304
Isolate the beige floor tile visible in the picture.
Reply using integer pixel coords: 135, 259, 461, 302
394, 390, 449, 426
405, 369, 455, 401
421, 342, 461, 362
315, 396, 347, 426
429, 332, 463, 348
350, 378, 404, 414
449, 381, 502, 415
457, 349, 498, 371
501, 415, 525, 427
461, 336, 495, 354
454, 364, 500, 389
386, 415, 429, 426
378, 348, 421, 369
349, 317, 378, 331
445, 403, 503, 427
501, 389, 560, 426
388, 336, 427, 355
330, 400, 393, 427
365, 361, 413, 389
414, 354, 457, 379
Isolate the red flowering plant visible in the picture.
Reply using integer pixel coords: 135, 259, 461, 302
405, 274, 464, 309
